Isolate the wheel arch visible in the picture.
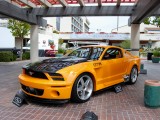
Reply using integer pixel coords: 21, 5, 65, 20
131, 64, 138, 73
71, 72, 97, 92
82, 72, 96, 91
133, 64, 138, 69
127, 62, 138, 75
129, 64, 138, 84
70, 71, 96, 103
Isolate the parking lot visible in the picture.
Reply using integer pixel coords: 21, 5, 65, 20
0, 60, 160, 120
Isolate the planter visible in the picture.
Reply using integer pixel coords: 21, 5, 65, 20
147, 52, 153, 60
56, 53, 63, 57
144, 80, 160, 108
140, 64, 144, 69
152, 57, 159, 63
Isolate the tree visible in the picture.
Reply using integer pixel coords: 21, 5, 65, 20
53, 30, 59, 34
120, 40, 130, 49
58, 38, 64, 46
143, 16, 160, 27
8, 19, 30, 60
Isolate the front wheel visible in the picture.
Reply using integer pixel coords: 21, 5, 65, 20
129, 66, 138, 84
71, 74, 93, 103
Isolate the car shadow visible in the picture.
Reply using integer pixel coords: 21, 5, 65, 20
93, 82, 126, 96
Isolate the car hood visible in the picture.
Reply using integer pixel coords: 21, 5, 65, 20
23, 57, 87, 73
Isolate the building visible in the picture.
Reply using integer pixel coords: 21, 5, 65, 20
111, 23, 160, 48
52, 17, 90, 32
59, 23, 160, 48
0, 19, 15, 50
0, 17, 90, 52
0, 18, 59, 54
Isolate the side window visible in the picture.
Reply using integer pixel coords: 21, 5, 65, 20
102, 48, 122, 60
115, 49, 123, 58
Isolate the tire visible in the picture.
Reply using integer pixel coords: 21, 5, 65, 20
71, 73, 93, 103
129, 66, 138, 84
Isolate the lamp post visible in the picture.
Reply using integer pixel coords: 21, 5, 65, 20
148, 39, 152, 49
147, 39, 153, 60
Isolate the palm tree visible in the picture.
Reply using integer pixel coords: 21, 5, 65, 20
8, 19, 30, 60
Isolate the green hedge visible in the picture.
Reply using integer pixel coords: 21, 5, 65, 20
0, 51, 16, 62
58, 48, 66, 54
22, 51, 30, 60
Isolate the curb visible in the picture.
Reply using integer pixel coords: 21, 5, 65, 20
0, 60, 30, 65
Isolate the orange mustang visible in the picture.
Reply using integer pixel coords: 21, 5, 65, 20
19, 45, 140, 103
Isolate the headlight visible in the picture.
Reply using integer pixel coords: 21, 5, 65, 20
48, 73, 64, 81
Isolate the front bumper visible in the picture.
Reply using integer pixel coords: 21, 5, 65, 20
25, 94, 69, 104
19, 74, 72, 100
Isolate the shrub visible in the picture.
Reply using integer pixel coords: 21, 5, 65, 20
58, 38, 64, 45
53, 30, 59, 34
153, 50, 160, 57
58, 48, 65, 54
140, 52, 147, 57
65, 49, 73, 54
13, 54, 17, 61
0, 51, 16, 62
120, 40, 130, 49
22, 51, 30, 60
154, 47, 160, 51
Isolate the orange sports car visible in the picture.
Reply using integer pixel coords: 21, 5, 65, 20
19, 45, 140, 103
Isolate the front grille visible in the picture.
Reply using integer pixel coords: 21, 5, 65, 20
21, 84, 44, 96
25, 69, 48, 79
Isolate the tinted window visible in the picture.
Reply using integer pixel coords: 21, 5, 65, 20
68, 47, 91, 58
67, 47, 104, 60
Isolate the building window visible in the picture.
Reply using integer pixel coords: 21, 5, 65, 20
71, 17, 84, 32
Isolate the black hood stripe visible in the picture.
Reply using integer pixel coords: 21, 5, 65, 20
24, 57, 87, 73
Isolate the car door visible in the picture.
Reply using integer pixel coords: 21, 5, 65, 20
99, 48, 125, 87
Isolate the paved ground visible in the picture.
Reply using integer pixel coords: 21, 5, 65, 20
0, 60, 160, 120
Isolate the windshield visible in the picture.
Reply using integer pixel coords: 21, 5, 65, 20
67, 47, 104, 60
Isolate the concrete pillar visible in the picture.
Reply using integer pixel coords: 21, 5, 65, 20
30, 25, 39, 63
131, 24, 140, 56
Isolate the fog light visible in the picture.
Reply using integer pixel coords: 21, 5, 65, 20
52, 90, 60, 97
56, 91, 60, 96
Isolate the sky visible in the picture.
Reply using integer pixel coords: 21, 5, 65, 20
87, 16, 130, 33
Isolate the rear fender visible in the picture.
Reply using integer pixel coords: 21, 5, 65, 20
126, 59, 140, 75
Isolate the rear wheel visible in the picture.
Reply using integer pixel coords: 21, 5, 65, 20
129, 66, 138, 84
71, 73, 93, 103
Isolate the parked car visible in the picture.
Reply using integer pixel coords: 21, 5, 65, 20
18, 45, 140, 103
45, 50, 56, 57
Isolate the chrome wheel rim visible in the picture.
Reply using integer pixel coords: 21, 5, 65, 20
131, 68, 138, 83
77, 75, 93, 100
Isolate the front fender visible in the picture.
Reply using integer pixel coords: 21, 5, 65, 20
57, 62, 97, 86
